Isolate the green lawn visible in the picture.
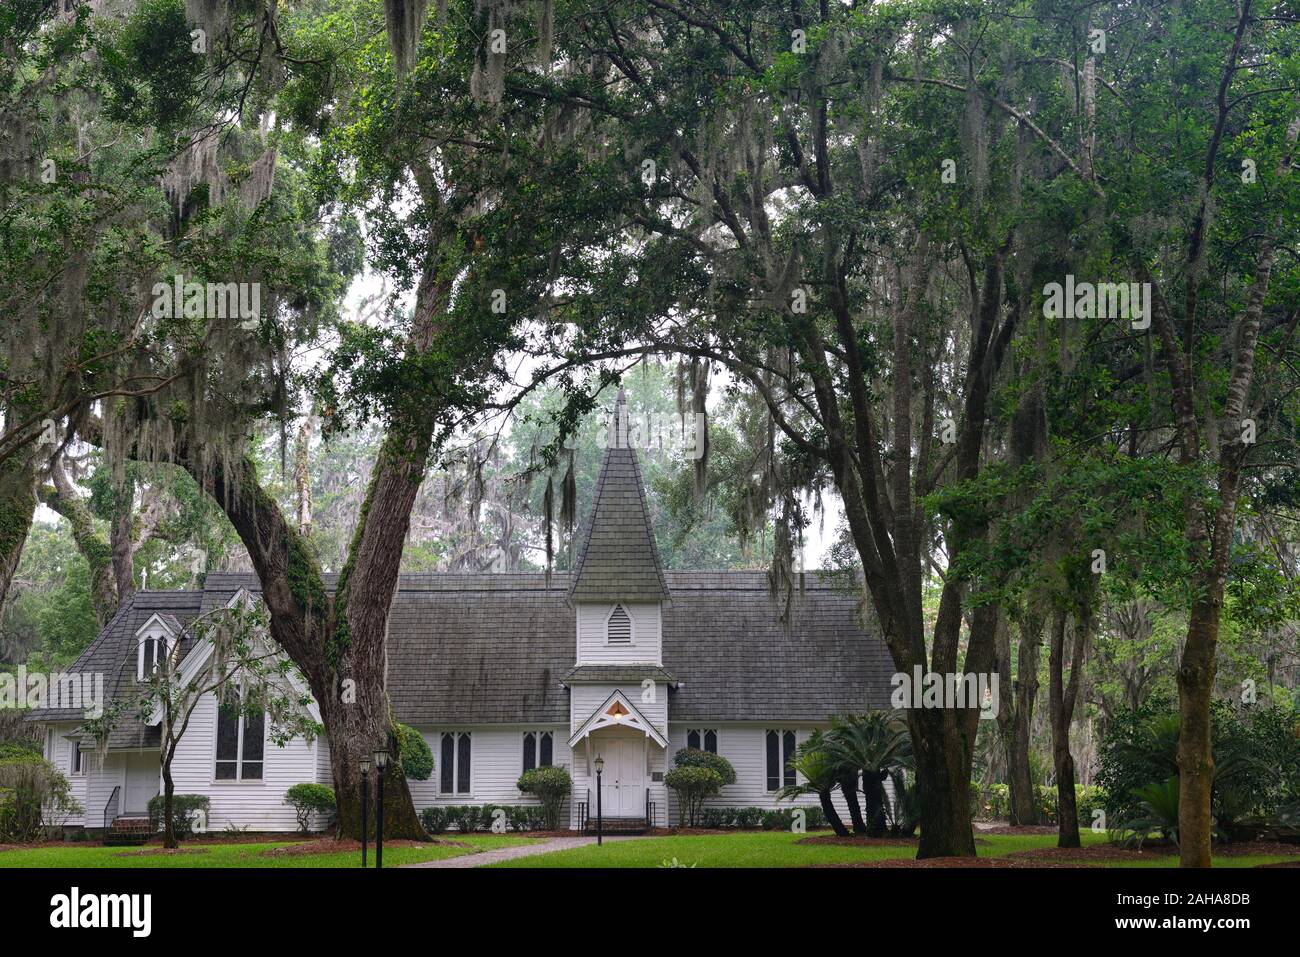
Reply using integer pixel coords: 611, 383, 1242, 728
492, 830, 1300, 868
0, 834, 536, 869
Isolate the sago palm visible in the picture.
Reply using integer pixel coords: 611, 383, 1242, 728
828, 711, 912, 837
775, 731, 851, 837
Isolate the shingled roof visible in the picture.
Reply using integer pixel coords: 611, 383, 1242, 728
197, 571, 890, 725
25, 590, 204, 749
567, 389, 670, 605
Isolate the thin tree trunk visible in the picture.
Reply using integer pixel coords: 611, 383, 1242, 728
1049, 604, 1090, 848
839, 771, 867, 833
818, 790, 850, 837
162, 758, 177, 849
862, 770, 888, 837
41, 458, 119, 625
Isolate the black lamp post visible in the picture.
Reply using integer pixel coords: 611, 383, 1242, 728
373, 748, 390, 870
359, 756, 370, 869
593, 754, 605, 846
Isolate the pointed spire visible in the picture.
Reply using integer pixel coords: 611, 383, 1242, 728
568, 386, 670, 604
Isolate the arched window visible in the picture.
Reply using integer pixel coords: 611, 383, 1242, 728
607, 604, 632, 644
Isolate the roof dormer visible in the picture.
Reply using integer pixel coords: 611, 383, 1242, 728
135, 613, 181, 681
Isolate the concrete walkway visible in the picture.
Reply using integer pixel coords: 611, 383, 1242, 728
405, 835, 642, 868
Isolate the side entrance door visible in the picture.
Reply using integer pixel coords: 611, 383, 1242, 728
123, 752, 160, 815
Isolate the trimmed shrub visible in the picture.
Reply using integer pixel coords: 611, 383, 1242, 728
665, 765, 722, 827
397, 724, 433, 781
284, 783, 335, 833
146, 794, 210, 841
733, 807, 763, 829
672, 748, 737, 786
420, 806, 449, 834
516, 765, 572, 830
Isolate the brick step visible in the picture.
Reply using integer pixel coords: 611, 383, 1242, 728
105, 817, 154, 846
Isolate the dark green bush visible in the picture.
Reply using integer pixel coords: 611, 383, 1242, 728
673, 748, 737, 786
516, 765, 572, 830
420, 806, 449, 834
733, 806, 764, 828
664, 766, 722, 826
283, 783, 335, 833
146, 794, 209, 841
397, 724, 433, 781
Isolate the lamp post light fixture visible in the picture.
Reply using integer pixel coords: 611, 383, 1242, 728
359, 756, 371, 869
593, 755, 605, 846
373, 748, 390, 870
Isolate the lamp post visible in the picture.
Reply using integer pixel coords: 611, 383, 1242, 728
359, 757, 370, 868
593, 755, 605, 846
373, 748, 390, 870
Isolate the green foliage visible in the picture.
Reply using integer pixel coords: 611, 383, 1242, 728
664, 766, 723, 827
672, 747, 737, 786
516, 765, 572, 830
396, 724, 432, 781
1115, 778, 1185, 849
284, 783, 336, 833
99, 0, 205, 131
146, 794, 209, 842
0, 754, 81, 842
420, 804, 548, 834
1098, 698, 1300, 830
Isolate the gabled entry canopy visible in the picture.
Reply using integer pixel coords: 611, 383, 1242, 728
568, 689, 668, 749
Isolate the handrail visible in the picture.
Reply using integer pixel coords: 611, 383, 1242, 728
103, 785, 120, 829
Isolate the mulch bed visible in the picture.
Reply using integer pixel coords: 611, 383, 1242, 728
113, 848, 210, 858
797, 835, 919, 848
260, 837, 463, 857
975, 824, 1060, 836
823, 856, 1076, 868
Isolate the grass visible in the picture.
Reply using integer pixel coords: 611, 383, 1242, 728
0, 834, 537, 869
492, 830, 1300, 868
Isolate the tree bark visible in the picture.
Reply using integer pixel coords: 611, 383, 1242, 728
818, 789, 850, 837
862, 770, 889, 837
998, 603, 1042, 825
41, 457, 119, 626
839, 771, 867, 833
0, 452, 38, 615
1048, 603, 1090, 848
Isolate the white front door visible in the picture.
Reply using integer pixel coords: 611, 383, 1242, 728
596, 737, 646, 817
123, 753, 160, 815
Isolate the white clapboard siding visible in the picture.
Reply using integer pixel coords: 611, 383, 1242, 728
407, 726, 570, 818
44, 723, 87, 826
165, 690, 321, 832
575, 602, 662, 664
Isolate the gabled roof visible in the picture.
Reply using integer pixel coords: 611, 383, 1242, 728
567, 388, 670, 605
25, 591, 203, 749
567, 688, 669, 749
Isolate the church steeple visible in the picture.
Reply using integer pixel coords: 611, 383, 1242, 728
568, 387, 670, 605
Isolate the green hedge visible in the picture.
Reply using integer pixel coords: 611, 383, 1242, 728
420, 804, 548, 834
696, 806, 828, 830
